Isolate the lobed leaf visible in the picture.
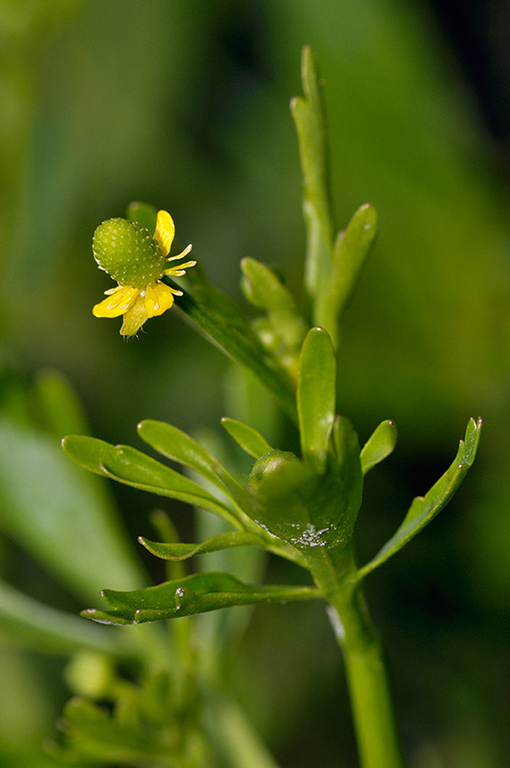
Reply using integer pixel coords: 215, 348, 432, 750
62, 435, 241, 527
327, 415, 364, 540
139, 531, 264, 561
290, 47, 334, 323
360, 419, 398, 476
240, 257, 307, 350
290, 46, 334, 250
221, 417, 273, 459
317, 203, 378, 341
82, 572, 320, 625
297, 328, 336, 473
246, 420, 363, 561
137, 419, 239, 494
358, 418, 482, 579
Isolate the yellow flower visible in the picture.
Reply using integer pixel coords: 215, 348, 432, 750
92, 210, 196, 336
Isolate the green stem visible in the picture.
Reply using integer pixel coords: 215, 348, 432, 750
329, 588, 403, 768
310, 545, 404, 768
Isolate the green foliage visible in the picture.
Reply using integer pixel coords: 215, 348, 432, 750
139, 532, 264, 562
220, 417, 273, 459
290, 48, 378, 345
359, 420, 398, 476
319, 203, 378, 337
358, 417, 483, 580
64, 351, 480, 623
0, 6, 495, 765
291, 45, 334, 303
297, 328, 336, 474
82, 573, 319, 625
62, 434, 243, 528
240, 257, 307, 381
53, 43, 483, 767
52, 668, 210, 767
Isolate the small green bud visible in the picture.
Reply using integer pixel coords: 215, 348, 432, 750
248, 450, 301, 493
93, 218, 166, 288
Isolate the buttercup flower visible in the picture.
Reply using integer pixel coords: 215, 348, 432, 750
92, 210, 196, 336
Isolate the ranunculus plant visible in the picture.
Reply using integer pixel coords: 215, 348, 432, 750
55, 47, 481, 768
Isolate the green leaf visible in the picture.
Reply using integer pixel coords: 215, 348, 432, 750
360, 420, 398, 476
246, 451, 318, 544
297, 327, 336, 473
0, 418, 144, 602
137, 419, 239, 494
246, 419, 363, 561
82, 573, 320, 625
240, 257, 307, 350
358, 418, 482, 579
0, 580, 127, 657
221, 417, 273, 459
317, 203, 378, 342
168, 273, 297, 420
62, 435, 241, 527
328, 415, 364, 539
291, 45, 334, 312
139, 531, 264, 561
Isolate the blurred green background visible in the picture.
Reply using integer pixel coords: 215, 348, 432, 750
1, 0, 510, 766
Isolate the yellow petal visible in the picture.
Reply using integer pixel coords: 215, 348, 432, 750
93, 286, 138, 317
120, 293, 148, 335
153, 210, 175, 257
144, 282, 178, 317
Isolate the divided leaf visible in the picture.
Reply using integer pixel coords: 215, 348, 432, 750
297, 327, 336, 473
329, 415, 364, 540
290, 45, 333, 251
245, 417, 363, 562
82, 572, 319, 625
137, 419, 239, 494
241, 257, 307, 351
62, 435, 241, 527
221, 417, 273, 459
318, 203, 378, 340
291, 46, 334, 322
139, 531, 264, 561
358, 418, 482, 579
360, 420, 398, 475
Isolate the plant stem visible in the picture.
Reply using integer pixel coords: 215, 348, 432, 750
310, 546, 403, 768
329, 585, 403, 768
